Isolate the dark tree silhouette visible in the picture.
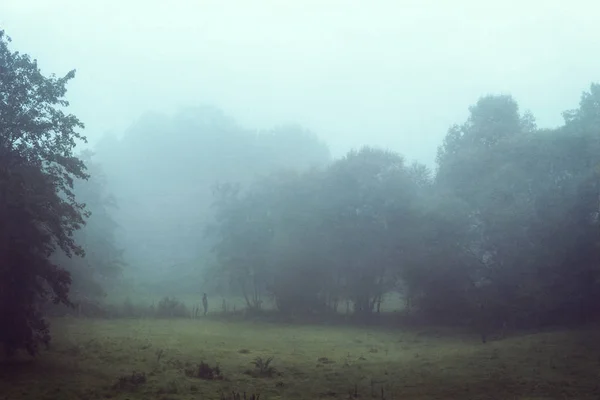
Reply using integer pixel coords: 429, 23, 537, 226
0, 30, 88, 356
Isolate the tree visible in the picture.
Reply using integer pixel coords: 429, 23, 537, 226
204, 85, 600, 335
50, 151, 124, 313
319, 147, 420, 319
207, 146, 444, 320
436, 94, 534, 199
261, 168, 332, 315
433, 89, 600, 332
0, 31, 88, 356
208, 181, 275, 310
93, 108, 331, 294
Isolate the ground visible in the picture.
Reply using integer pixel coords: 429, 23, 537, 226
0, 318, 598, 400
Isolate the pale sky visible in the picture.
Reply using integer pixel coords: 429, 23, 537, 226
2, 0, 599, 166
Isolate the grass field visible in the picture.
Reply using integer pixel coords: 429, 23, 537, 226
1, 317, 598, 400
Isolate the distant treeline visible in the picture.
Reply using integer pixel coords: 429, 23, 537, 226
59, 85, 600, 341
3, 25, 599, 357
205, 87, 600, 337
91, 107, 331, 284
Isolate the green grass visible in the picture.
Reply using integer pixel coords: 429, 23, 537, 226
1, 318, 599, 399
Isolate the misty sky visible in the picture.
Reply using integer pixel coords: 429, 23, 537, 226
2, 0, 598, 166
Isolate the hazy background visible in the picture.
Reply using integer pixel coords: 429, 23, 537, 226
2, 0, 599, 166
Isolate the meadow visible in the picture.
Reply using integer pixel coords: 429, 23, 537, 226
1, 315, 598, 400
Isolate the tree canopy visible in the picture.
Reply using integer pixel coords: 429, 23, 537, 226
0, 30, 89, 356
207, 86, 600, 335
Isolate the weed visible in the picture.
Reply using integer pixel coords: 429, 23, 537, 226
250, 356, 276, 377
185, 361, 223, 380
156, 297, 189, 318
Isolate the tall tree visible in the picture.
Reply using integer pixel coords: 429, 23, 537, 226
208, 181, 275, 310
434, 89, 600, 331
0, 31, 88, 356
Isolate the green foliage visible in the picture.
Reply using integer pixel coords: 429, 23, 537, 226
0, 30, 88, 356
432, 88, 600, 329
208, 84, 600, 334
208, 147, 428, 319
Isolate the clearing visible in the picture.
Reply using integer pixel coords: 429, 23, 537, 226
0, 318, 598, 399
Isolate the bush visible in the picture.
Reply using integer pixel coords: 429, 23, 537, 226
156, 297, 190, 318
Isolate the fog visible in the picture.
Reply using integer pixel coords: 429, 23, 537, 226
3, 0, 599, 164
4, 0, 600, 293
4, 2, 600, 397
